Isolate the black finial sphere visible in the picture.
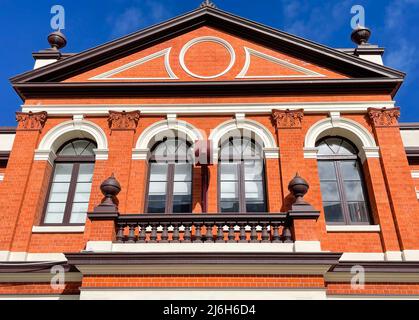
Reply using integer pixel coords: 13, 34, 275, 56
47, 30, 67, 50
100, 173, 121, 198
288, 173, 309, 203
351, 25, 371, 46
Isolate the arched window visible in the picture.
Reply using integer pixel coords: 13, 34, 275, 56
42, 139, 96, 225
316, 137, 372, 225
146, 137, 193, 213
219, 137, 266, 213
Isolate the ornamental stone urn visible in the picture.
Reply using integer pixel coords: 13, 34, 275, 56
288, 173, 310, 206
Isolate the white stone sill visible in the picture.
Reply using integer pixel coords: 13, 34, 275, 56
32, 226, 85, 233
326, 225, 381, 233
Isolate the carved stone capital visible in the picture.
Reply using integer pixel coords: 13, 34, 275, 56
108, 110, 141, 130
15, 111, 47, 131
271, 109, 304, 129
368, 107, 400, 127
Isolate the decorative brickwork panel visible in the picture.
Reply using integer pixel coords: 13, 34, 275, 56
15, 111, 47, 131
108, 110, 141, 130
271, 109, 304, 129
367, 107, 400, 127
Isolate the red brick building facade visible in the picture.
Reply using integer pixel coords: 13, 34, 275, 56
0, 3, 419, 299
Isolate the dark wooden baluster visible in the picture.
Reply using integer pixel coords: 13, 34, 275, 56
204, 222, 214, 243
116, 222, 125, 243
160, 223, 169, 243
193, 222, 203, 243
261, 223, 270, 243
171, 223, 180, 243
216, 223, 225, 243
228, 223, 236, 243
149, 223, 158, 243
272, 223, 281, 243
239, 223, 247, 243
127, 223, 136, 243
138, 223, 147, 243
182, 223, 192, 243
250, 223, 258, 243
282, 225, 293, 243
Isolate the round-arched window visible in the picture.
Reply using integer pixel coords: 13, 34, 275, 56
219, 137, 266, 213
146, 137, 193, 213
316, 137, 372, 225
42, 139, 96, 225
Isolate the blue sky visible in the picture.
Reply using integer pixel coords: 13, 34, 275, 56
0, 0, 418, 126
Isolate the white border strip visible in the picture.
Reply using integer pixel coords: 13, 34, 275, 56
21, 101, 396, 116
32, 226, 85, 233
237, 47, 325, 79
412, 171, 419, 179
89, 48, 178, 80
326, 225, 381, 233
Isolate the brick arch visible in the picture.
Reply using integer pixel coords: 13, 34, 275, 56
209, 118, 277, 163
304, 117, 379, 161
35, 119, 109, 162
133, 119, 205, 160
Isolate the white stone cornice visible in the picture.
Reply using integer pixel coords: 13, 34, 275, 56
264, 147, 279, 159
411, 171, 419, 179
21, 101, 396, 116
303, 147, 319, 159
132, 148, 150, 160
33, 149, 57, 166
93, 149, 109, 160
326, 225, 381, 233
359, 146, 380, 163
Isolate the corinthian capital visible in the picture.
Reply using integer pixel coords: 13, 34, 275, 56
15, 111, 47, 131
108, 110, 141, 130
368, 107, 400, 127
271, 109, 304, 129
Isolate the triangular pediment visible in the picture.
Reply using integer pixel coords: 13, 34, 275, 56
11, 5, 405, 99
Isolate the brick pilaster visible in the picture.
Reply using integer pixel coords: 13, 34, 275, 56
0, 112, 47, 251
368, 107, 419, 250
271, 109, 321, 242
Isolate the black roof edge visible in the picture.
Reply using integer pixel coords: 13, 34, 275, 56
400, 122, 419, 130
0, 127, 16, 134
9, 6, 405, 85
12, 78, 404, 101
330, 261, 419, 273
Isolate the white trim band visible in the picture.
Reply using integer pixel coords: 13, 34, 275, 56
32, 226, 85, 233
326, 225, 381, 233
21, 101, 396, 116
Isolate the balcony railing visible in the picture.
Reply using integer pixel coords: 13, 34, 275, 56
114, 213, 292, 244
88, 173, 320, 245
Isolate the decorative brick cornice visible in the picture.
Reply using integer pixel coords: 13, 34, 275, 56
367, 107, 400, 127
271, 109, 304, 129
108, 110, 141, 131
15, 111, 47, 131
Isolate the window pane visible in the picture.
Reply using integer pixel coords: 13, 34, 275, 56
78, 164, 94, 182
172, 202, 192, 213
344, 181, 365, 201
48, 182, 70, 202
339, 140, 357, 155
173, 181, 191, 195
70, 203, 88, 224
174, 164, 191, 181
220, 201, 240, 213
320, 182, 340, 201
44, 203, 66, 224
244, 160, 263, 180
318, 161, 337, 181
246, 202, 266, 213
149, 163, 168, 181
348, 202, 369, 223
220, 181, 238, 200
245, 181, 264, 200
53, 164, 73, 182
147, 201, 166, 213
220, 163, 238, 181
340, 161, 362, 181
73, 182, 92, 202
323, 202, 345, 223
148, 181, 167, 194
